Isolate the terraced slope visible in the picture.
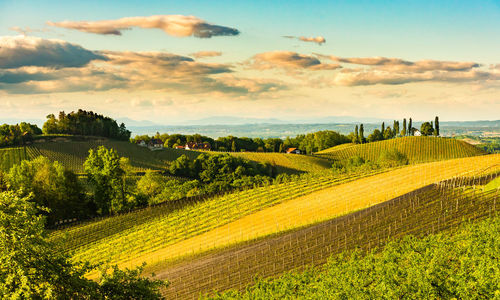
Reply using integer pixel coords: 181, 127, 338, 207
32, 139, 201, 173
315, 136, 485, 163
119, 154, 500, 270
156, 180, 499, 298
50, 169, 384, 269
230, 152, 332, 174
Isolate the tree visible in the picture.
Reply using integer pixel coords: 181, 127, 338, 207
0, 191, 167, 299
84, 146, 129, 215
8, 156, 87, 225
402, 118, 407, 136
368, 129, 383, 142
359, 124, 364, 144
408, 118, 413, 136
420, 122, 434, 136
353, 125, 359, 144
381, 122, 385, 138
434, 116, 440, 136
393, 121, 400, 138
231, 140, 237, 152
383, 127, 393, 140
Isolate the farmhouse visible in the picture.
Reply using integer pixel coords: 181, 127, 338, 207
185, 142, 211, 151
286, 147, 301, 154
414, 130, 422, 136
148, 139, 164, 150
136, 140, 147, 147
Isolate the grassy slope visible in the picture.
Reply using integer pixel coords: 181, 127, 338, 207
52, 154, 500, 276
229, 152, 332, 174
315, 136, 485, 163
157, 182, 499, 298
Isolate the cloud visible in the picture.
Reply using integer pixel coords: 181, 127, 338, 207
284, 35, 326, 45
328, 55, 479, 72
47, 15, 240, 38
251, 51, 340, 70
190, 51, 222, 59
0, 35, 106, 69
333, 69, 497, 86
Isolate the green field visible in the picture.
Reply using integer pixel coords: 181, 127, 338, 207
315, 136, 485, 163
229, 152, 332, 174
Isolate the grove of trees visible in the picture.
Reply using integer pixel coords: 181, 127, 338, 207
0, 123, 42, 147
43, 110, 131, 140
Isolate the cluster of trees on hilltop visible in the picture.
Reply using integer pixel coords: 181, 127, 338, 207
0, 123, 42, 147
43, 109, 131, 140
350, 116, 440, 144
132, 130, 350, 154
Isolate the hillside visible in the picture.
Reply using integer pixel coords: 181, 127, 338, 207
315, 136, 485, 163
0, 136, 202, 173
51, 154, 500, 280
229, 152, 332, 174
157, 179, 499, 298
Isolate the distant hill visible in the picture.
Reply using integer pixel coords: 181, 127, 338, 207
315, 136, 486, 163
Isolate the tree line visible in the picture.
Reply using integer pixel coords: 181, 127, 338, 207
132, 130, 350, 154
350, 116, 440, 144
0, 123, 42, 147
43, 109, 131, 140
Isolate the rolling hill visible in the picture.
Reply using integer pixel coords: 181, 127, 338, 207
315, 136, 485, 163
229, 152, 332, 174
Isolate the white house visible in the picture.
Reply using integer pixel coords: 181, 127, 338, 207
148, 139, 164, 150
137, 140, 147, 147
413, 130, 422, 136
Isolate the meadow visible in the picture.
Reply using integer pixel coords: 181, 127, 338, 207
315, 136, 484, 163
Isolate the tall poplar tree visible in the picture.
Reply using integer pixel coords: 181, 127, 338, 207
359, 124, 364, 144
402, 118, 407, 136
353, 125, 359, 144
408, 118, 413, 136
434, 116, 440, 136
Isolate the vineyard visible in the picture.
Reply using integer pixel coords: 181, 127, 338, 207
156, 175, 500, 298
0, 147, 39, 171
315, 136, 485, 163
229, 152, 332, 174
51, 154, 500, 283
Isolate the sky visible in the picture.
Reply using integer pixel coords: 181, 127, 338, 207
0, 0, 499, 124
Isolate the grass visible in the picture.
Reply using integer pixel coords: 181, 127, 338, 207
32, 138, 201, 173
315, 136, 485, 163
52, 154, 500, 276
229, 152, 332, 174
156, 182, 499, 298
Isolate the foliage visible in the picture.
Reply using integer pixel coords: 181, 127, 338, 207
420, 121, 434, 136
377, 148, 409, 167
0, 122, 42, 147
43, 109, 130, 141
0, 191, 167, 299
84, 146, 134, 215
8, 156, 87, 225
211, 216, 500, 299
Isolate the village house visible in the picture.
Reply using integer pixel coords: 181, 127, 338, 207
185, 142, 211, 151
413, 130, 422, 136
148, 139, 164, 150
286, 147, 301, 154
136, 140, 147, 147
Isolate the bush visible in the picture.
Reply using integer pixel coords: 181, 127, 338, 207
378, 149, 409, 168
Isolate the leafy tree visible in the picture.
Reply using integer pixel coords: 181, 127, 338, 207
368, 129, 383, 142
420, 122, 434, 136
402, 118, 407, 136
435, 116, 440, 136
8, 156, 87, 225
0, 191, 167, 299
231, 140, 237, 152
169, 154, 192, 177
84, 146, 131, 215
383, 127, 393, 140
136, 171, 167, 205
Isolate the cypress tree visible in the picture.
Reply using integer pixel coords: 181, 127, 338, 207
381, 122, 385, 138
359, 124, 364, 144
409, 118, 413, 136
435, 116, 440, 136
353, 125, 359, 144
402, 118, 407, 136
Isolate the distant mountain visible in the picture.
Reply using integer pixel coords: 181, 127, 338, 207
117, 117, 159, 127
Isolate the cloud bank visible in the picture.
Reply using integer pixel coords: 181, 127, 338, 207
190, 51, 223, 59
0, 35, 106, 69
251, 51, 340, 70
47, 15, 240, 38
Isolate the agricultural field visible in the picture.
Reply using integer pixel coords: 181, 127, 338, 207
157, 178, 499, 298
315, 136, 485, 163
229, 152, 332, 174
51, 154, 500, 280
0, 146, 40, 171
31, 138, 201, 173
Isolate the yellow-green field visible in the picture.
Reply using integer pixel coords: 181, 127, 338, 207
229, 152, 332, 174
52, 154, 500, 274
316, 136, 485, 163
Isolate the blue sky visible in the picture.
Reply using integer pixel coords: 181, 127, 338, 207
0, 0, 499, 122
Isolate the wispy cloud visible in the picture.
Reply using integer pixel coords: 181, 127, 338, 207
47, 15, 240, 38
284, 35, 326, 45
190, 51, 222, 59
0, 35, 106, 69
251, 51, 340, 70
